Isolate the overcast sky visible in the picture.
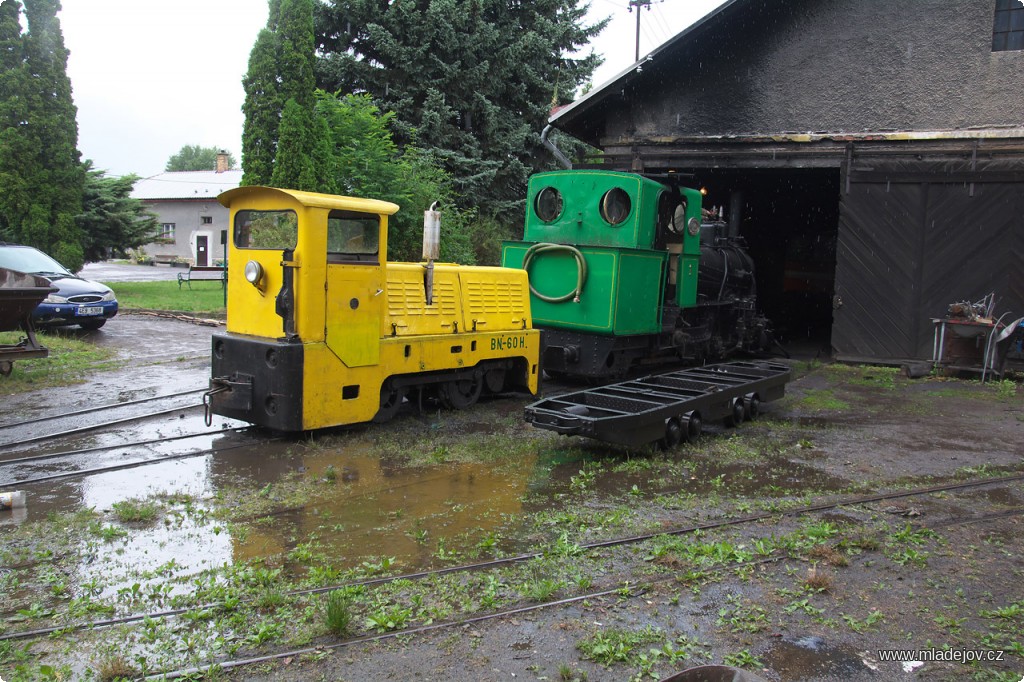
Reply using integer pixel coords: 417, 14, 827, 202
58, 0, 727, 179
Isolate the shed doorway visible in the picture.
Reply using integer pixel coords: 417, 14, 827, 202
692, 168, 840, 357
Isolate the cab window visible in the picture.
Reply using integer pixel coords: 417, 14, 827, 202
327, 210, 380, 263
234, 210, 298, 250
599, 188, 631, 226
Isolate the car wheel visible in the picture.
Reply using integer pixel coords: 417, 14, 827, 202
79, 319, 106, 330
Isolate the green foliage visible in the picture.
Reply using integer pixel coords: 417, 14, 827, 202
242, 0, 327, 191
0, 0, 85, 271
576, 625, 664, 666
241, 27, 281, 186
270, 98, 319, 191
165, 145, 236, 172
316, 92, 473, 263
315, 0, 608, 215
0, 330, 118, 392
322, 589, 353, 636
78, 161, 159, 261
111, 498, 160, 524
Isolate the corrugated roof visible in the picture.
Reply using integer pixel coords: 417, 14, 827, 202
131, 169, 244, 200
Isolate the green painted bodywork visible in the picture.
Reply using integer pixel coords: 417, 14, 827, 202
502, 243, 667, 335
503, 170, 704, 335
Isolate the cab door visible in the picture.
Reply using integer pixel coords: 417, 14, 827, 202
324, 210, 384, 367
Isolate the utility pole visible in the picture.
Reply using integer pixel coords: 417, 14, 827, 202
628, 0, 653, 62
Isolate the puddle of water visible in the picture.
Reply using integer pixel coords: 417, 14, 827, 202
761, 636, 872, 680
219, 443, 540, 574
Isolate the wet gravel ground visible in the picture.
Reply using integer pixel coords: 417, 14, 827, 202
0, 314, 1022, 682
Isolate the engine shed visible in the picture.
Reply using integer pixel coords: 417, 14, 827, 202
549, 0, 1024, 363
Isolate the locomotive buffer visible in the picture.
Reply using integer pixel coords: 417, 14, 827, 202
524, 361, 791, 448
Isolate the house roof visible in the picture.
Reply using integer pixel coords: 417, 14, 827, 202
550, 0, 742, 140
131, 169, 244, 201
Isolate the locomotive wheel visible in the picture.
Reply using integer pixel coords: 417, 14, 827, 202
723, 398, 745, 428
743, 394, 761, 421
484, 368, 506, 393
438, 375, 482, 410
372, 386, 407, 423
658, 416, 685, 450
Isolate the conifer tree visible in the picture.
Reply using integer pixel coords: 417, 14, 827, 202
0, 0, 85, 269
240, 26, 281, 186
77, 161, 159, 261
20, 0, 84, 269
315, 0, 605, 215
242, 0, 327, 191
0, 0, 30, 243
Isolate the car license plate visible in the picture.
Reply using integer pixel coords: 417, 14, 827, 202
76, 307, 102, 316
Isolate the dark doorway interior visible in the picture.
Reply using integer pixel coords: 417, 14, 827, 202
197, 235, 209, 267
694, 168, 840, 356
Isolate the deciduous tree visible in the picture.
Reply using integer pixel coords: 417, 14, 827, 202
165, 145, 236, 172
316, 92, 472, 263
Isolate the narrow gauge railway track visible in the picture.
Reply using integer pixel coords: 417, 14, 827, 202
0, 428, 269, 487
0, 390, 212, 453
0, 388, 206, 432
3, 470, 1021, 668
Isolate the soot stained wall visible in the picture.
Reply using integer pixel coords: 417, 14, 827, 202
606, 0, 1024, 142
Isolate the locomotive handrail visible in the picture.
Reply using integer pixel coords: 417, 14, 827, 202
521, 242, 588, 304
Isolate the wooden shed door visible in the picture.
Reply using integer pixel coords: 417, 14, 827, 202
833, 177, 1023, 361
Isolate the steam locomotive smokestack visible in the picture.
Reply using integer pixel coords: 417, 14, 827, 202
728, 191, 743, 238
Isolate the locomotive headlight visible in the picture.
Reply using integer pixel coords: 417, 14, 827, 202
244, 260, 264, 286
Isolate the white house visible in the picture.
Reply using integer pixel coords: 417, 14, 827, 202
131, 152, 242, 266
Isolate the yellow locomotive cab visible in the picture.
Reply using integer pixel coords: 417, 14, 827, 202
208, 186, 540, 431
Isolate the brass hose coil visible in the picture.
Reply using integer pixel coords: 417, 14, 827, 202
522, 242, 588, 303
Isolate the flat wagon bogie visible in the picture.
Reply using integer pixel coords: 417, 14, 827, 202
524, 360, 791, 448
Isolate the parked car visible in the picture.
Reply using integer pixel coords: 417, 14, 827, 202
0, 243, 118, 330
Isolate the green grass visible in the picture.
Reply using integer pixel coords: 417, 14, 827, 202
105, 280, 226, 316
0, 330, 118, 391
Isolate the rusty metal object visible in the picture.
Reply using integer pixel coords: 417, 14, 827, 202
660, 665, 767, 682
0, 267, 57, 376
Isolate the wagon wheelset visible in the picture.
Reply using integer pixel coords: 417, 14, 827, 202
723, 397, 746, 428
723, 393, 760, 428
658, 411, 702, 450
743, 393, 761, 420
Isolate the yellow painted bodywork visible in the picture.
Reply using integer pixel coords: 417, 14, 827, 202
218, 186, 539, 431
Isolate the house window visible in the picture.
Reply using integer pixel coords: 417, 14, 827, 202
993, 0, 1024, 51
201, 216, 213, 224
160, 223, 176, 240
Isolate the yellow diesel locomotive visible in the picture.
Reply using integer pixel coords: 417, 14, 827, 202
206, 187, 539, 431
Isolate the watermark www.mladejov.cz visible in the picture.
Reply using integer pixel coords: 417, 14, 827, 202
877, 648, 1007, 664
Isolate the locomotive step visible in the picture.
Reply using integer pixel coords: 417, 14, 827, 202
524, 360, 791, 448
